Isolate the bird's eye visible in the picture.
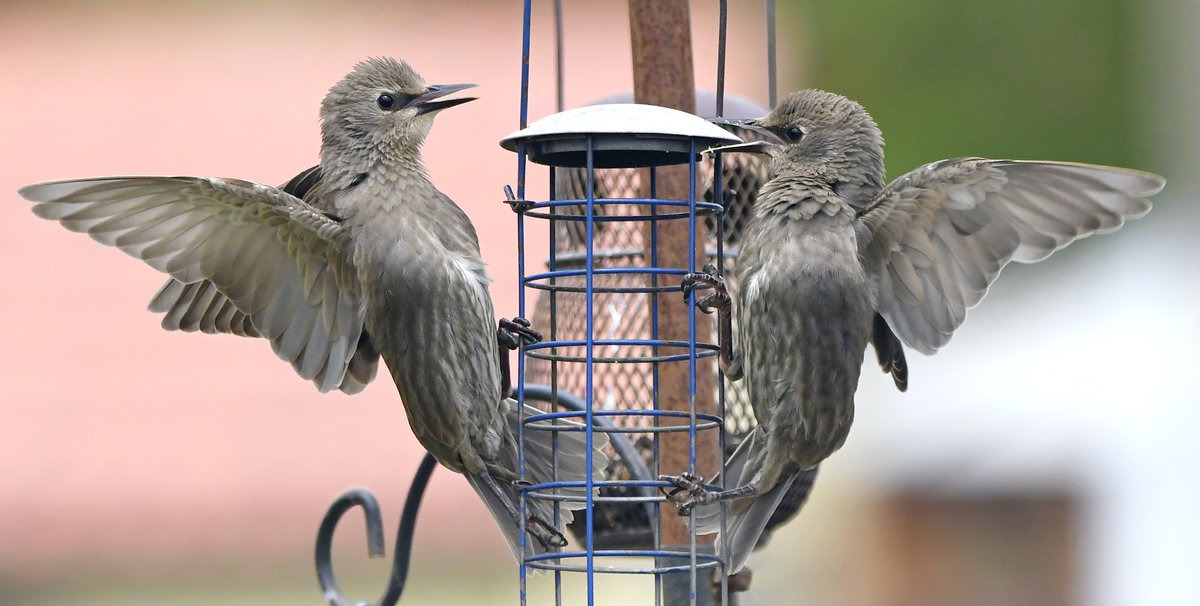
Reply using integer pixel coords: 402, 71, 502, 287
377, 94, 396, 110
784, 126, 805, 141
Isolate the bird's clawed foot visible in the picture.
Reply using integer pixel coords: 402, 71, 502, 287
480, 472, 569, 550
497, 317, 542, 397
511, 478, 569, 548
526, 514, 569, 549
498, 317, 542, 350
658, 472, 720, 516
681, 263, 730, 315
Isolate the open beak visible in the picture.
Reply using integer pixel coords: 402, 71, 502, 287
704, 117, 783, 155
411, 83, 478, 115
708, 117, 757, 128
704, 140, 775, 155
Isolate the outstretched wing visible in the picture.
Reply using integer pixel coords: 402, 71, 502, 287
146, 166, 326, 340
857, 158, 1162, 354
21, 176, 368, 393
138, 167, 381, 394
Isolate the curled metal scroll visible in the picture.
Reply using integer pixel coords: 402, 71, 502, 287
315, 453, 437, 606
313, 384, 652, 605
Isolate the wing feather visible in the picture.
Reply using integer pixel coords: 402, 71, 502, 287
148, 280, 260, 337
858, 159, 1162, 354
22, 175, 368, 393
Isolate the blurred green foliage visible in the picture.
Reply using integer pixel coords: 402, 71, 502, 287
786, 0, 1142, 179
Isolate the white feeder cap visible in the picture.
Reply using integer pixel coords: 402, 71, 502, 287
499, 103, 743, 168
580, 90, 769, 119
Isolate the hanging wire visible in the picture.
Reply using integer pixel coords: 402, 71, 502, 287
554, 0, 565, 112
766, 0, 777, 107
716, 0, 728, 118
519, 0, 533, 130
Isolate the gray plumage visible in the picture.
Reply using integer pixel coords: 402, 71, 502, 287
20, 57, 604, 561
666, 89, 1164, 573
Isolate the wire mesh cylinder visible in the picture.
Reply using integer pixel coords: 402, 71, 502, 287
503, 103, 740, 604
524, 95, 774, 554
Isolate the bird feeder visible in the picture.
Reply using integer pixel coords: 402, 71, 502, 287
501, 102, 737, 604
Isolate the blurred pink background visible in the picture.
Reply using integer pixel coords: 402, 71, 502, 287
0, 0, 777, 590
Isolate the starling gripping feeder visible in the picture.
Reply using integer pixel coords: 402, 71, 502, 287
312, 3, 791, 603
501, 104, 739, 605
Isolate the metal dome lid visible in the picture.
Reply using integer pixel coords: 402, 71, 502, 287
499, 103, 743, 168
580, 90, 770, 120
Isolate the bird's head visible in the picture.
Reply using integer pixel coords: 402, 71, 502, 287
711, 89, 885, 192
319, 57, 476, 165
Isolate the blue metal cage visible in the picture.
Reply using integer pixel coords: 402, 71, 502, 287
496, 3, 759, 603
501, 80, 744, 603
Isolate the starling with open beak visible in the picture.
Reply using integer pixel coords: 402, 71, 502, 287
20, 57, 604, 561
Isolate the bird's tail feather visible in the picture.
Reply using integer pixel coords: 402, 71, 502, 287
472, 399, 609, 563
712, 474, 795, 574
690, 427, 793, 573
465, 472, 534, 561
692, 427, 763, 535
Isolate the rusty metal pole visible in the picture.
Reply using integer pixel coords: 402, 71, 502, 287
629, 2, 720, 604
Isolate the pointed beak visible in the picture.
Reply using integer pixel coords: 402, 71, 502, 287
411, 83, 478, 115
704, 117, 784, 155
704, 139, 775, 155
708, 117, 757, 128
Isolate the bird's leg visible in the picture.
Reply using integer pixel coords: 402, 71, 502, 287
476, 469, 568, 549
496, 317, 543, 397
657, 472, 760, 516
681, 263, 744, 380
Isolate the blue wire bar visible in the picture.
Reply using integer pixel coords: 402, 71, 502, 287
501, 104, 741, 605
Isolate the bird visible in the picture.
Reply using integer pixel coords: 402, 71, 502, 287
19, 57, 604, 561
659, 89, 1164, 574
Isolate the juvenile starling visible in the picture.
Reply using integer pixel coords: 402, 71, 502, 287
662, 89, 1164, 573
20, 57, 603, 560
